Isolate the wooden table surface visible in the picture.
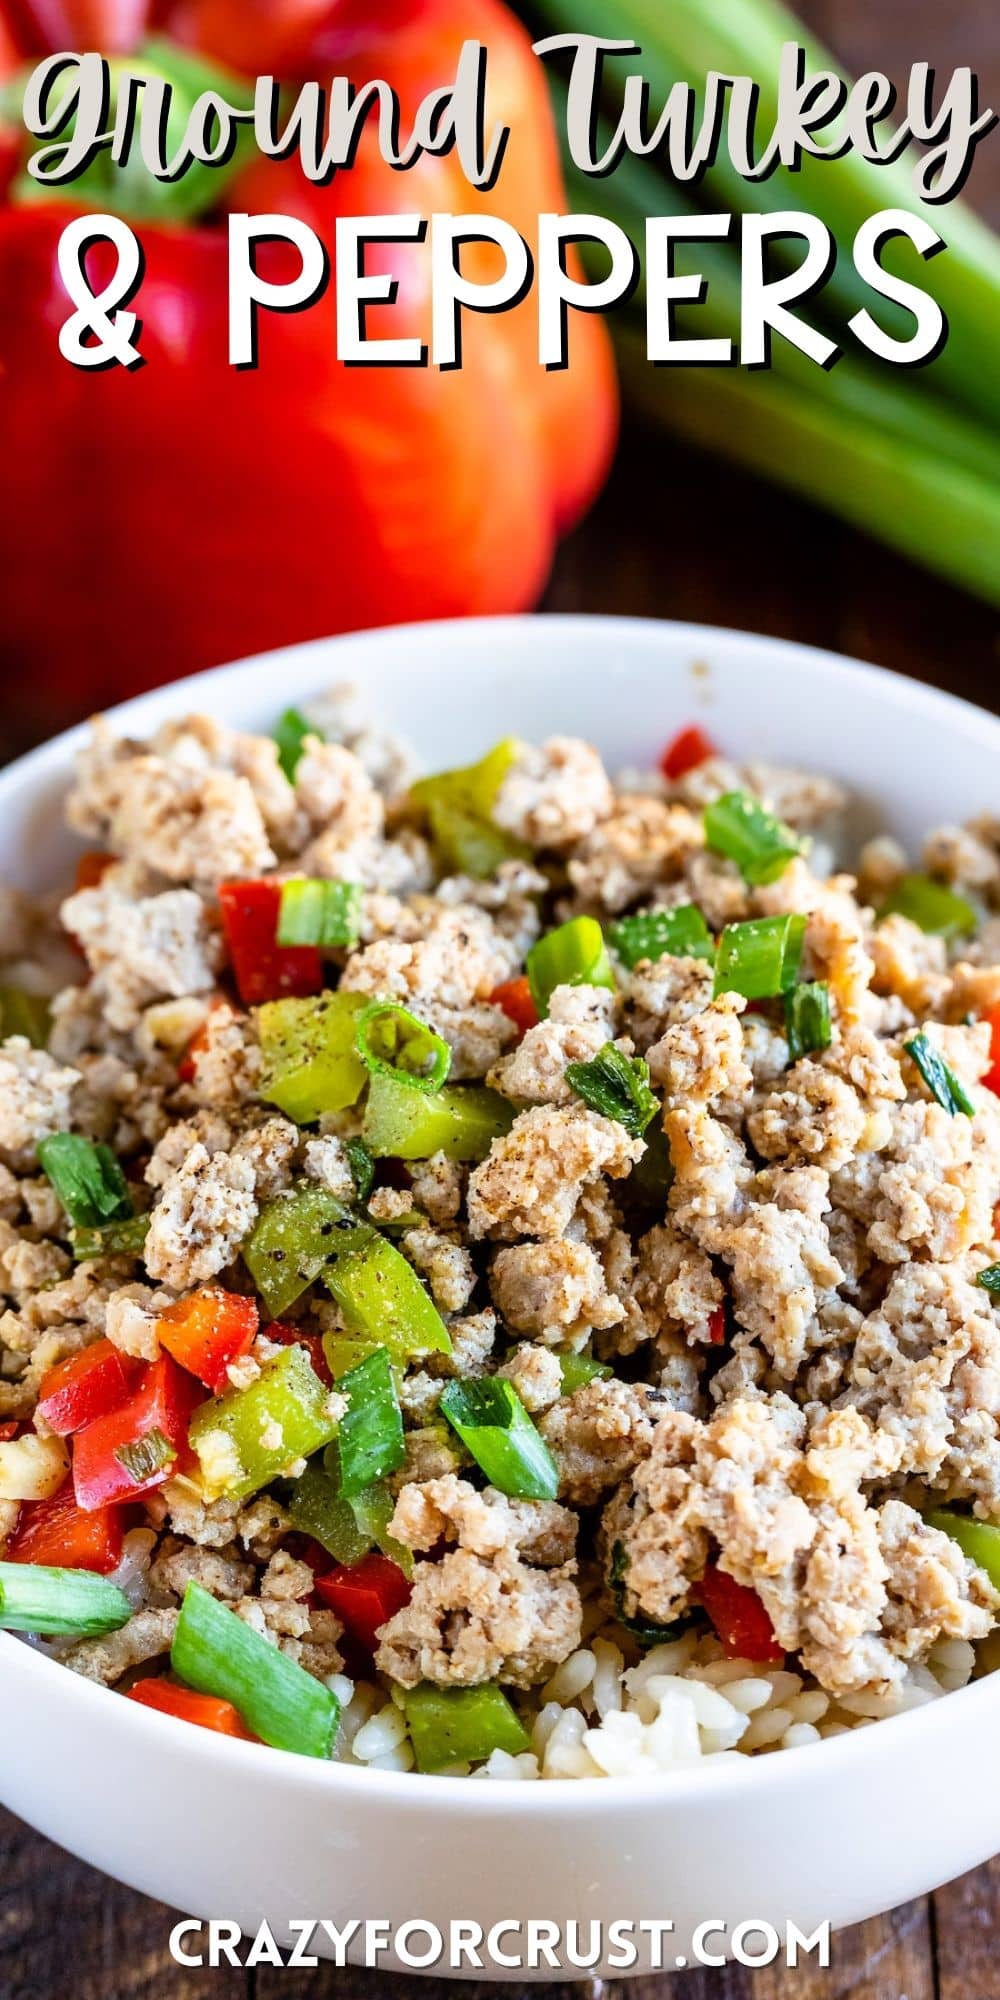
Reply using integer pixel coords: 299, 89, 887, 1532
2, 1, 999, 1995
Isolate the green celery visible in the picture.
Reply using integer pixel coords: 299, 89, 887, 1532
404, 1683, 530, 1772
362, 1071, 513, 1161
189, 1343, 341, 1501
256, 992, 368, 1124
243, 1182, 359, 1317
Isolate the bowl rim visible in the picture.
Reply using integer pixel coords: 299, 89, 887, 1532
3, 607, 1000, 1807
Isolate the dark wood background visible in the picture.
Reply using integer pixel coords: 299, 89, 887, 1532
2, 1, 999, 1994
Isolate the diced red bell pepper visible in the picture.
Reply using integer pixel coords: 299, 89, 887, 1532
36, 1338, 139, 1438
489, 976, 539, 1038
8, 1480, 126, 1574
660, 724, 718, 782
982, 1006, 1000, 1096
266, 1321, 333, 1388
72, 1354, 205, 1511
707, 1306, 726, 1346
126, 1677, 258, 1740
315, 1552, 412, 1657
218, 880, 323, 1007
74, 850, 114, 891
695, 1563, 783, 1664
0, 1419, 20, 1441
157, 1288, 258, 1394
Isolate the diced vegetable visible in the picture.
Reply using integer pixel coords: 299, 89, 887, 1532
0, 1560, 131, 1637
660, 724, 717, 781
7, 1484, 125, 1574
489, 976, 539, 1036
904, 1033, 975, 1117
355, 999, 451, 1094
72, 1355, 204, 1511
976, 1264, 1000, 1294
784, 981, 832, 1063
332, 1348, 405, 1496
557, 1352, 612, 1395
288, 1460, 409, 1571
273, 705, 318, 782
526, 916, 616, 1018
127, 1677, 258, 1740
0, 985, 51, 1047
344, 1138, 375, 1205
362, 1071, 512, 1162
565, 1041, 658, 1137
708, 1306, 727, 1346
73, 850, 113, 892
188, 1344, 341, 1502
623, 1119, 674, 1219
324, 1226, 452, 1361
926, 1508, 1000, 1589
218, 880, 322, 1006
704, 791, 804, 886
410, 739, 529, 878
0, 1433, 68, 1502
37, 1339, 137, 1438
243, 1182, 357, 1317
157, 1288, 258, 1395
38, 1134, 132, 1230
314, 1551, 412, 1656
713, 915, 807, 1000
256, 991, 368, 1124
276, 878, 363, 949
172, 1580, 339, 1758
880, 873, 978, 940
695, 1564, 783, 1663
403, 1682, 530, 1772
439, 1380, 558, 1501
609, 1541, 693, 1646
266, 1320, 334, 1387
71, 1214, 150, 1263
609, 904, 713, 970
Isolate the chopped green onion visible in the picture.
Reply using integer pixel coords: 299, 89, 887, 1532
274, 706, 319, 783
439, 1380, 559, 1501
622, 1120, 674, 1222
976, 1264, 1000, 1295
0, 986, 51, 1048
243, 1182, 357, 1317
904, 1033, 975, 1117
172, 1580, 338, 1758
189, 1343, 342, 1502
784, 981, 832, 1063
38, 1134, 133, 1230
526, 916, 616, 1018
256, 992, 368, 1125
324, 1225, 451, 1362
344, 1138, 375, 1205
609, 1541, 694, 1648
114, 1427, 175, 1484
925, 1510, 1000, 1591
880, 873, 978, 940
355, 999, 451, 1094
410, 739, 529, 879
704, 791, 804, 886
557, 1352, 612, 1395
332, 1347, 405, 1496
609, 904, 713, 970
565, 1041, 658, 1137
713, 915, 806, 1000
404, 1682, 530, 1773
0, 1561, 132, 1637
362, 1072, 512, 1162
276, 878, 362, 949
71, 1213, 150, 1262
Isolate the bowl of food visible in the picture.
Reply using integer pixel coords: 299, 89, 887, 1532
3, 613, 1000, 1979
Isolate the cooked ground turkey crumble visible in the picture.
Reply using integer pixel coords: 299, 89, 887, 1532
4, 689, 1000, 1777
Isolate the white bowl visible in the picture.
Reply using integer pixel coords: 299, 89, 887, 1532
3, 614, 1000, 1978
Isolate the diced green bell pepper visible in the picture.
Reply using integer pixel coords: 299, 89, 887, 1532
409, 739, 530, 878
557, 1351, 613, 1395
362, 1070, 513, 1162
403, 1682, 531, 1772
323, 1225, 452, 1360
189, 1344, 341, 1501
256, 991, 368, 1123
0, 986, 52, 1048
926, 1507, 1000, 1588
243, 1182, 361, 1317
288, 1459, 411, 1573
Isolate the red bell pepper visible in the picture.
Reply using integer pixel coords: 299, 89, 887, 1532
7, 1479, 126, 1572
707, 1306, 726, 1346
266, 1320, 333, 1389
157, 1287, 258, 1394
0, 1419, 20, 1441
36, 1337, 139, 1437
126, 1676, 258, 1739
218, 880, 323, 1007
489, 976, 539, 1038
660, 725, 719, 782
695, 1563, 783, 1664
0, 0, 615, 732
982, 1006, 1000, 1096
314, 1551, 412, 1656
72, 1353, 205, 1511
